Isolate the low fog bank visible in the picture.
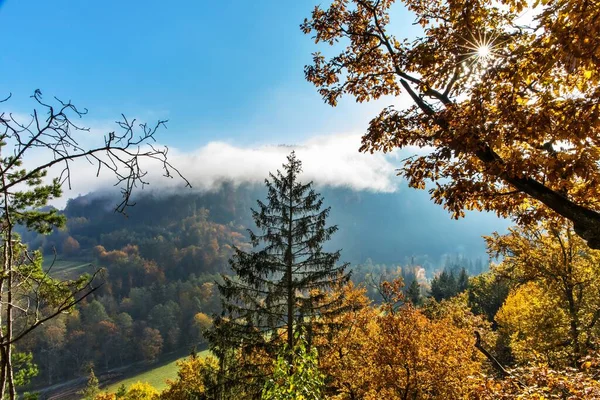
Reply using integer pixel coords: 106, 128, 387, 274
46, 133, 406, 208
63, 181, 509, 269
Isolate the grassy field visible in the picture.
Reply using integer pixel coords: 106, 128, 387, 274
43, 259, 95, 279
103, 350, 210, 393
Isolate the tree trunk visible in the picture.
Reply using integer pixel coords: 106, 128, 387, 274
0, 345, 7, 399
565, 286, 581, 367
286, 170, 294, 356
2, 171, 16, 400
473, 144, 600, 250
6, 344, 14, 400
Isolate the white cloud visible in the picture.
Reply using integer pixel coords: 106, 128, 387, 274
33, 132, 405, 208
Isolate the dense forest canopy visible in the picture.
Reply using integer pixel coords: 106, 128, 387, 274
10, 182, 491, 391
20, 184, 505, 268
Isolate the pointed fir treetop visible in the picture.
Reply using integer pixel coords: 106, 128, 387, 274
209, 152, 350, 396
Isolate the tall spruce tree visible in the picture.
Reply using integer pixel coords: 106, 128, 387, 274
406, 279, 421, 306
211, 152, 349, 387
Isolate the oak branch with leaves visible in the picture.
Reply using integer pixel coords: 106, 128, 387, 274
302, 0, 600, 248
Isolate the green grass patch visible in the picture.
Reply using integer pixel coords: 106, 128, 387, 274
42, 259, 94, 279
103, 350, 210, 393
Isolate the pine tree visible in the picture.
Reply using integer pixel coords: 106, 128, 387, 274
78, 368, 100, 400
431, 268, 469, 302
210, 152, 349, 395
457, 268, 469, 293
430, 271, 450, 302
406, 279, 421, 306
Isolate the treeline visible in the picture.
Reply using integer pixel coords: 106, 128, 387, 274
20, 270, 221, 386
17, 195, 251, 386
350, 254, 487, 304
15, 187, 488, 389
92, 220, 600, 399
19, 183, 498, 268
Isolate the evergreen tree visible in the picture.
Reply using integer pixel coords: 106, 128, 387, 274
406, 279, 421, 306
430, 271, 451, 302
457, 268, 469, 293
430, 268, 469, 301
209, 152, 349, 395
78, 368, 100, 400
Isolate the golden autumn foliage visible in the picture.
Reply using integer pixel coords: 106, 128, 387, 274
96, 282, 600, 399
496, 282, 570, 365
316, 284, 485, 399
159, 355, 219, 400
470, 364, 600, 399
93, 393, 115, 400
302, 0, 600, 249
488, 220, 600, 366
120, 382, 159, 400
193, 312, 212, 330
94, 382, 158, 400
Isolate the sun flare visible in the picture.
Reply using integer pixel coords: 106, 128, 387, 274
462, 32, 500, 66
477, 45, 491, 59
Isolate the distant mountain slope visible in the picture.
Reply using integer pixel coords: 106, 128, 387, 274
23, 182, 509, 270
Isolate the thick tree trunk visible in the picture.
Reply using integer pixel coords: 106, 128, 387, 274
475, 145, 600, 249
286, 171, 294, 355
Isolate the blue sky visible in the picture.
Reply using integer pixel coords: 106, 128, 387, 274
0, 0, 428, 199
0, 1, 509, 255
1, 0, 420, 148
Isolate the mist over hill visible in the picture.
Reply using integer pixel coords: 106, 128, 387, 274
30, 182, 509, 271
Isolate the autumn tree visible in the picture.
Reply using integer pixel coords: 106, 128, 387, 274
0, 90, 188, 399
316, 283, 485, 399
62, 236, 80, 256
302, 0, 600, 249
109, 381, 159, 400
139, 328, 163, 363
209, 152, 349, 395
191, 312, 212, 344
488, 221, 600, 367
159, 354, 219, 400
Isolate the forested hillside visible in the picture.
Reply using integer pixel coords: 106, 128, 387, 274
14, 183, 494, 388
22, 183, 504, 269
